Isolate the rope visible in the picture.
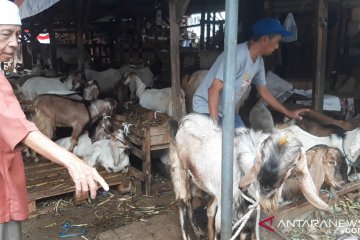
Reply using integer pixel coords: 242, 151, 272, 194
230, 189, 260, 240
154, 110, 163, 119
102, 113, 110, 119
122, 122, 133, 136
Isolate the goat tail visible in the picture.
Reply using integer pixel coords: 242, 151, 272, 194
168, 140, 191, 202
168, 119, 179, 139
31, 109, 54, 139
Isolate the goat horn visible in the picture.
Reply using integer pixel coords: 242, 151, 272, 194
295, 148, 334, 214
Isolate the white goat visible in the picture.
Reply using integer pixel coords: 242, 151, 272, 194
56, 129, 130, 173
169, 114, 333, 240
16, 72, 85, 101
85, 68, 123, 96
283, 124, 360, 169
124, 72, 186, 117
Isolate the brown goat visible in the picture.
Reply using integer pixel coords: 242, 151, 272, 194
295, 109, 360, 137
32, 95, 117, 151
282, 145, 348, 202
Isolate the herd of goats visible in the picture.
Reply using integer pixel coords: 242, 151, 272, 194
8, 64, 360, 239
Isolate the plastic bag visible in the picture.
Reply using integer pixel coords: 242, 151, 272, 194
282, 13, 298, 42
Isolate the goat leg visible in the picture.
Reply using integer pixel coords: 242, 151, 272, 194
68, 138, 78, 152
207, 197, 218, 240
179, 200, 192, 240
186, 198, 205, 238
30, 149, 40, 163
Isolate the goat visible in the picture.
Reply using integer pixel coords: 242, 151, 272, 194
16, 71, 85, 101
87, 129, 131, 173
169, 113, 333, 240
280, 111, 360, 170
89, 113, 114, 142
124, 72, 186, 117
181, 70, 208, 113
118, 65, 155, 87
31, 95, 117, 152
291, 110, 360, 137
82, 80, 100, 101
85, 68, 123, 97
282, 145, 348, 202
56, 129, 131, 173
249, 100, 274, 133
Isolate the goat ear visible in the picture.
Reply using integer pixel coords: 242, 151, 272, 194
239, 153, 261, 190
295, 147, 334, 214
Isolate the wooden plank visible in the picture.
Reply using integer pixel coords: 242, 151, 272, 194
312, 0, 328, 111
151, 144, 169, 151
128, 134, 143, 147
175, 0, 190, 24
143, 129, 152, 195
24, 161, 53, 170
127, 166, 146, 182
169, 0, 182, 121
149, 126, 169, 136
276, 181, 360, 221
130, 145, 145, 160
150, 134, 170, 146
25, 161, 125, 201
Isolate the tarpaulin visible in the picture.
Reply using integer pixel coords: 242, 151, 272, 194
15, 0, 60, 19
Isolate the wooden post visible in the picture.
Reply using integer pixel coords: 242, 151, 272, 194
312, 0, 328, 111
327, 5, 340, 91
76, 0, 85, 72
206, 11, 211, 49
169, 0, 189, 121
76, 0, 92, 72
200, 9, 205, 50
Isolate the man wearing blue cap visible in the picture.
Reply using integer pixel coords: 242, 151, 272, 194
192, 17, 309, 127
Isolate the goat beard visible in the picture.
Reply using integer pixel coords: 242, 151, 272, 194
259, 189, 282, 215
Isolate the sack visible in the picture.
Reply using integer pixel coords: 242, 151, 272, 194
282, 13, 298, 42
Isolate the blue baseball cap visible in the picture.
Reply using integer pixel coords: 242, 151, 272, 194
252, 18, 292, 38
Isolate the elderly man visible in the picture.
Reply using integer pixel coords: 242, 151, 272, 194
193, 18, 309, 127
0, 1, 109, 239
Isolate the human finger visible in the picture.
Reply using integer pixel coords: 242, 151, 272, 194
74, 179, 82, 197
93, 171, 109, 191
88, 176, 99, 199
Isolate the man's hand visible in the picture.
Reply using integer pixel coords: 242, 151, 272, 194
286, 108, 310, 120
22, 131, 109, 199
67, 157, 109, 199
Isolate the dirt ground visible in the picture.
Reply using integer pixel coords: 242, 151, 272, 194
22, 173, 178, 240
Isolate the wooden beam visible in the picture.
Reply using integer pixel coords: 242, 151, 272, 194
76, 0, 85, 72
276, 181, 360, 221
200, 9, 205, 50
327, 2, 341, 91
175, 0, 190, 24
169, 0, 182, 121
312, 0, 328, 111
